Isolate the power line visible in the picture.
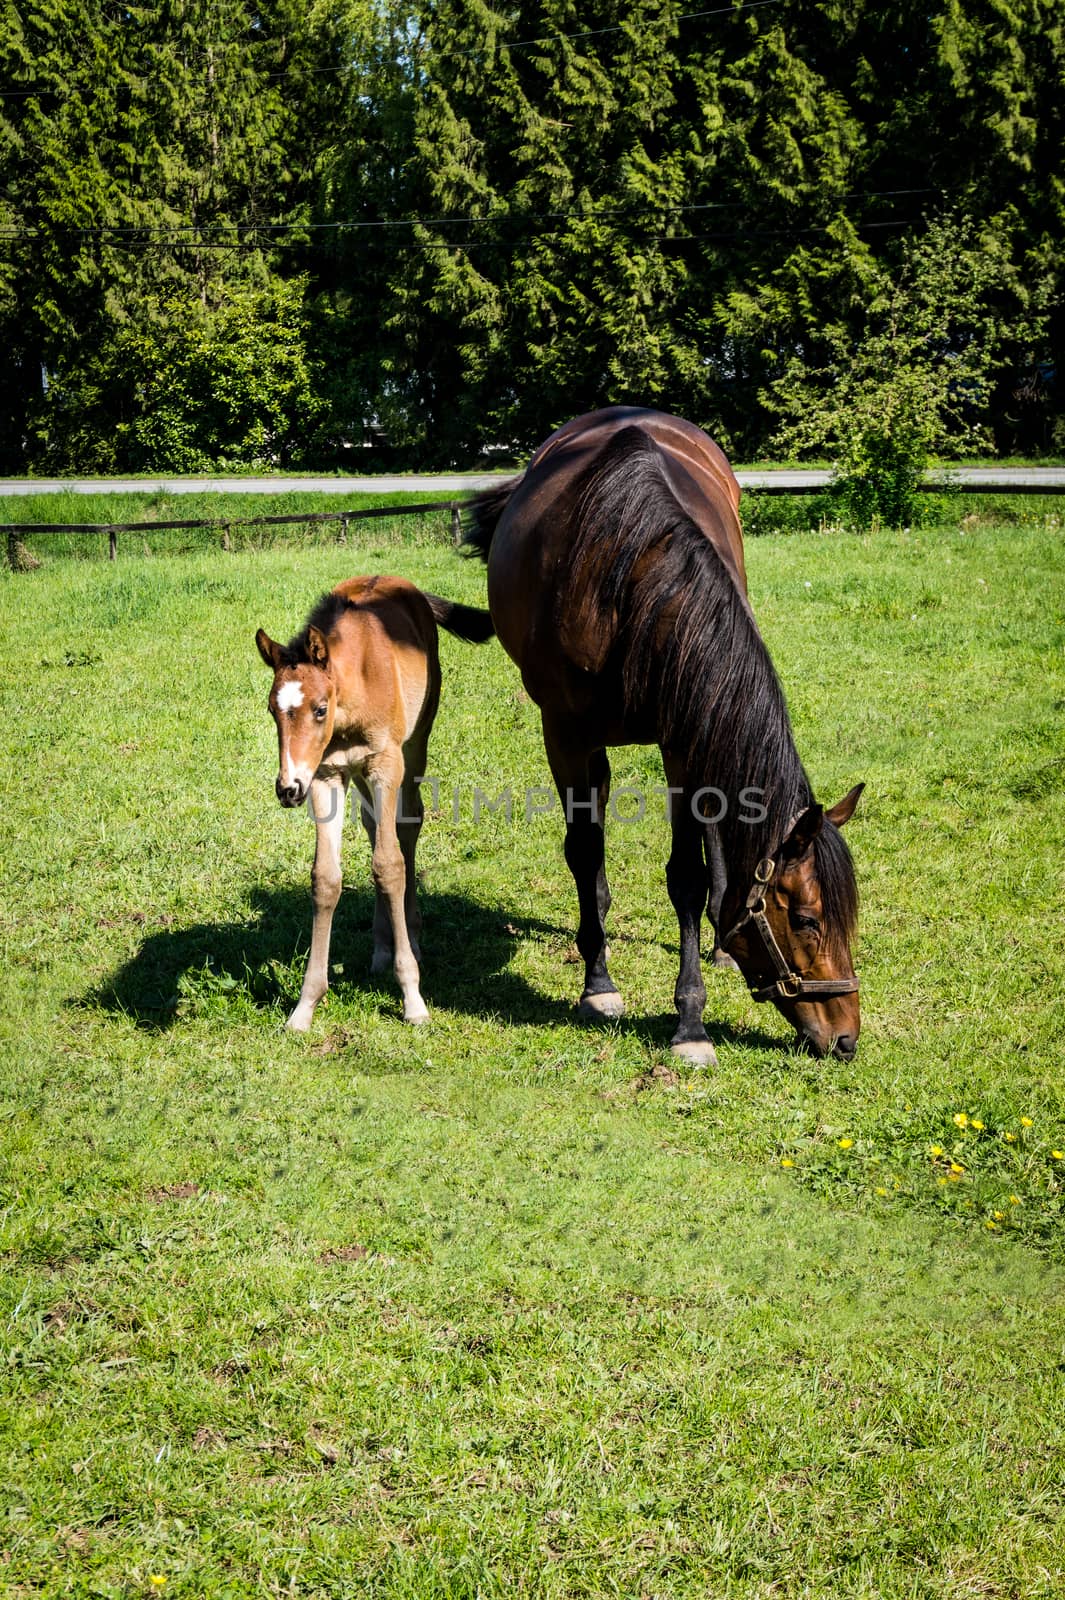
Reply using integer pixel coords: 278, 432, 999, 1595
0, 216, 928, 252
0, 0, 787, 98
0, 187, 950, 243
285, 0, 788, 78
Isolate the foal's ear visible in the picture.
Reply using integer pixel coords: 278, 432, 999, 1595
825, 783, 865, 828
306, 626, 330, 668
781, 803, 823, 860
256, 629, 283, 670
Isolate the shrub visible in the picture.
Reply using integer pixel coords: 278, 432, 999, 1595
765, 214, 1045, 526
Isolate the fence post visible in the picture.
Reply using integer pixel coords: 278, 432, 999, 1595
221, 525, 231, 551
109, 530, 117, 561
451, 502, 461, 545
340, 514, 349, 546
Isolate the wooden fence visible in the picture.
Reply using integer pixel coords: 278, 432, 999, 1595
5, 499, 464, 567
6, 475, 1064, 569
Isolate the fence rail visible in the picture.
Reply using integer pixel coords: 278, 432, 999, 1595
6, 475, 1065, 569
5, 499, 463, 565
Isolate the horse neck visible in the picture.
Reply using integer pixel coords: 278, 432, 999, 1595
696, 680, 812, 891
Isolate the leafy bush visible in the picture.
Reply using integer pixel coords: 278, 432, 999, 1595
29, 279, 323, 473
766, 215, 1047, 526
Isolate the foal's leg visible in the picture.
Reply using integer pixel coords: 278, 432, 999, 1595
396, 761, 425, 964
288, 773, 348, 1033
544, 720, 623, 1020
665, 784, 718, 1066
355, 775, 394, 975
368, 748, 428, 1024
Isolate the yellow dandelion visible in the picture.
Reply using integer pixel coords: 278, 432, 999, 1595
971, 1118, 985, 1131
1009, 1194, 1021, 1205
992, 1210, 1005, 1221
1052, 1150, 1064, 1161
985, 1219, 998, 1230
838, 1137, 854, 1149
1021, 1116, 1034, 1128
1003, 1132, 1017, 1143
780, 1157, 795, 1168
950, 1161, 965, 1174
875, 1186, 888, 1196
952, 1112, 969, 1128
937, 1176, 948, 1186
929, 1144, 944, 1158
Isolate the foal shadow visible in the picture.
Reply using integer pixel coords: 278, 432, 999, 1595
81, 885, 574, 1033
82, 885, 784, 1052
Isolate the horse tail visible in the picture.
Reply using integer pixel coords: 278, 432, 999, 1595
462, 475, 524, 561
423, 593, 495, 644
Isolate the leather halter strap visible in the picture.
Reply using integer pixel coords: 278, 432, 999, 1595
721, 851, 860, 1005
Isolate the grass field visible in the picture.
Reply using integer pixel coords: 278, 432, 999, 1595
1, 504, 1064, 1596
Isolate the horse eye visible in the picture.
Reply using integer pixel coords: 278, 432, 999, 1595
791, 913, 820, 933
314, 704, 328, 721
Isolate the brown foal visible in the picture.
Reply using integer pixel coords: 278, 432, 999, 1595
256, 575, 491, 1031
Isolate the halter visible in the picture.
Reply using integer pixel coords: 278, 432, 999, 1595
721, 844, 860, 1006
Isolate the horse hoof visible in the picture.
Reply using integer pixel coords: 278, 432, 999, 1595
286, 1008, 313, 1034
578, 990, 625, 1021
403, 1005, 430, 1026
670, 1038, 718, 1067
712, 948, 739, 972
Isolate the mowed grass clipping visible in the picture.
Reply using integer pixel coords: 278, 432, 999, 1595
1, 511, 1063, 1597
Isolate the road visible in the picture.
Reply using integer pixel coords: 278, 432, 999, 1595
2, 467, 1064, 496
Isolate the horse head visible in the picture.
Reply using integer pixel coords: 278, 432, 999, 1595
722, 785, 864, 1059
255, 626, 337, 808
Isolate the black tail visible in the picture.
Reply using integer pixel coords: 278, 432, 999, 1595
462, 475, 524, 561
423, 593, 495, 644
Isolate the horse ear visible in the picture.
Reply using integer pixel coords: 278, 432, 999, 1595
256, 629, 283, 670
307, 626, 329, 668
780, 803, 823, 860
825, 783, 865, 828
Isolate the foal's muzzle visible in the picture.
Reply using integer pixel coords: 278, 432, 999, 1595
276, 776, 306, 808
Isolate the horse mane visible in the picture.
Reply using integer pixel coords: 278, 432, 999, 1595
281, 591, 358, 664
563, 425, 857, 938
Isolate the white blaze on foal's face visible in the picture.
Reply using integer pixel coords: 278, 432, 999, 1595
275, 679, 304, 713
255, 626, 337, 806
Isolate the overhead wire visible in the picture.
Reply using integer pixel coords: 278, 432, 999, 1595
0, 0, 789, 97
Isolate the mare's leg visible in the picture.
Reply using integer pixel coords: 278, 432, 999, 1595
289, 773, 348, 1033
543, 719, 623, 1020
355, 775, 393, 975
368, 749, 428, 1024
664, 777, 717, 1066
707, 823, 738, 970
590, 747, 613, 937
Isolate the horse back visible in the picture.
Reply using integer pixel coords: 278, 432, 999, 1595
328, 576, 440, 748
528, 407, 745, 590
485, 408, 747, 720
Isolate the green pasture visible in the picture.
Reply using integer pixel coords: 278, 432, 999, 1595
1, 504, 1063, 1595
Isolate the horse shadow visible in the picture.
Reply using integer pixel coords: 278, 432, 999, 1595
81, 884, 785, 1053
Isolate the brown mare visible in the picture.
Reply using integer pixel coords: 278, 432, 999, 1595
466, 407, 864, 1063
256, 575, 491, 1031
